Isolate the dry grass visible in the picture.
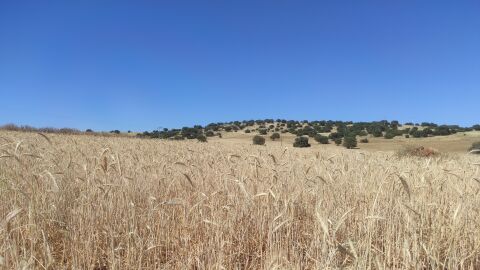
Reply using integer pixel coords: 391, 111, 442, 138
1, 130, 480, 269
209, 130, 480, 154
396, 146, 441, 158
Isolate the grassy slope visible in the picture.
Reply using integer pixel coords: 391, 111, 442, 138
211, 130, 480, 153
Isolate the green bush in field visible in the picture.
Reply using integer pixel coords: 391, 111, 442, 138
314, 134, 329, 144
334, 138, 342, 146
270, 132, 280, 141
197, 134, 207, 142
293, 136, 311, 148
252, 135, 266, 145
258, 128, 268, 135
358, 130, 368, 137
384, 130, 396, 139
412, 130, 427, 138
343, 135, 357, 149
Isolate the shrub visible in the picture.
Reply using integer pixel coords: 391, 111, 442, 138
293, 136, 310, 148
412, 130, 427, 138
360, 138, 369, 143
372, 130, 383, 137
217, 133, 222, 138
314, 134, 329, 144
137, 132, 148, 138
258, 128, 268, 135
433, 126, 452, 136
110, 130, 121, 134
334, 138, 342, 146
173, 135, 184, 140
205, 130, 215, 137
358, 130, 368, 137
469, 142, 480, 154
270, 132, 280, 141
59, 128, 81, 134
197, 134, 207, 142
85, 129, 93, 133
343, 135, 357, 149
244, 129, 251, 133
181, 127, 203, 139
409, 127, 418, 135
473, 125, 480, 131
423, 128, 433, 136
405, 134, 410, 138
384, 131, 396, 139
0, 123, 20, 131
252, 135, 266, 145
421, 122, 438, 127
329, 132, 342, 140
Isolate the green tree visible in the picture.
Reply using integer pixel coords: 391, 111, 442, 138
343, 135, 357, 149
412, 130, 426, 138
334, 138, 342, 146
293, 136, 311, 148
372, 129, 383, 137
357, 130, 368, 137
329, 132, 342, 140
384, 130, 396, 139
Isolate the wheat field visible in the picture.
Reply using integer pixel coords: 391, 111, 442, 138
1, 131, 480, 269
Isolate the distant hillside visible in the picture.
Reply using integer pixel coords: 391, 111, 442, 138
138, 119, 479, 142
2, 120, 479, 143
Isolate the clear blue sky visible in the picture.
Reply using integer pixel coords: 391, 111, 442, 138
1, 1, 479, 131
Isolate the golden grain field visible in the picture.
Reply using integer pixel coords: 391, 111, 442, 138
1, 131, 480, 269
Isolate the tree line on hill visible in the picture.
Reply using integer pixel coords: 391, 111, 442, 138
139, 119, 477, 139
1, 120, 479, 150
135, 119, 479, 149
